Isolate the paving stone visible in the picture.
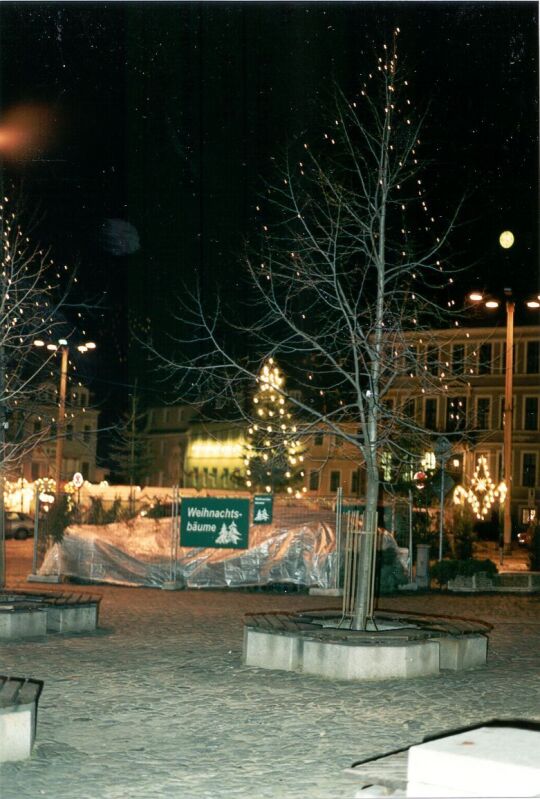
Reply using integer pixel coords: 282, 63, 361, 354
2, 563, 540, 798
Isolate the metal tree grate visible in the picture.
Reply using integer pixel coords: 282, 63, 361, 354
342, 509, 362, 617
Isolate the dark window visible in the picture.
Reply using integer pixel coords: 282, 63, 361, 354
351, 468, 364, 495
522, 454, 537, 488
500, 397, 505, 430
403, 398, 416, 420
426, 347, 439, 375
527, 341, 540, 374
424, 398, 437, 430
31, 462, 40, 480
313, 433, 323, 446
446, 397, 467, 431
406, 345, 418, 375
451, 344, 465, 374
33, 420, 41, 435
525, 398, 538, 431
222, 468, 229, 487
50, 421, 57, 438
478, 343, 492, 375
66, 424, 73, 441
330, 470, 340, 492
81, 462, 89, 480
83, 425, 91, 443
381, 398, 394, 418
309, 470, 320, 491
476, 398, 490, 429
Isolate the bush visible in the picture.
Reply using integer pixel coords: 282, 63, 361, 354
46, 494, 72, 544
431, 557, 498, 587
457, 558, 498, 578
86, 497, 107, 525
452, 506, 476, 560
529, 526, 540, 571
430, 559, 459, 587
376, 547, 408, 595
85, 496, 130, 525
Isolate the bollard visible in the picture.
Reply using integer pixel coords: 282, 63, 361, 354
416, 544, 430, 589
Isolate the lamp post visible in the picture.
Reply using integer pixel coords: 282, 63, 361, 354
434, 436, 452, 561
468, 284, 540, 556
33, 338, 96, 497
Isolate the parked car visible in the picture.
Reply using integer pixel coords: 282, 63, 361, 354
5, 511, 34, 540
517, 527, 533, 548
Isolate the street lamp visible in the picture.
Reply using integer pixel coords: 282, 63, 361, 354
33, 338, 96, 496
434, 436, 452, 561
468, 286, 539, 555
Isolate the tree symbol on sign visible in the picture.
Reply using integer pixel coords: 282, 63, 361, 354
216, 520, 242, 545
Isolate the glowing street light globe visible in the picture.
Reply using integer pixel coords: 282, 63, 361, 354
499, 230, 515, 249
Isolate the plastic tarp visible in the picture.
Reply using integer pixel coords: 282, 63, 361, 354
39, 515, 340, 589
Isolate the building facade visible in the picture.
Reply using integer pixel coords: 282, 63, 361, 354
385, 324, 540, 526
15, 381, 100, 483
144, 405, 198, 486
142, 324, 540, 525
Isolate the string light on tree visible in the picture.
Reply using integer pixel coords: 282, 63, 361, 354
245, 358, 305, 494
453, 456, 506, 519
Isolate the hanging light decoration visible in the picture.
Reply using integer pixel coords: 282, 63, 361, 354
453, 456, 505, 519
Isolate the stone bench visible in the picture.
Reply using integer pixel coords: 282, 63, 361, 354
346, 725, 540, 797
244, 609, 491, 680
0, 676, 44, 762
407, 725, 540, 796
0, 591, 101, 636
0, 603, 48, 640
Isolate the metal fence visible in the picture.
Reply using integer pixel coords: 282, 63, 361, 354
27, 488, 345, 582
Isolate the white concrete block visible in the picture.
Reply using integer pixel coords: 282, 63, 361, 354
27, 574, 62, 584
0, 708, 33, 762
45, 604, 98, 633
0, 609, 48, 639
407, 726, 540, 797
161, 580, 185, 591
438, 635, 487, 670
243, 628, 303, 671
302, 639, 440, 681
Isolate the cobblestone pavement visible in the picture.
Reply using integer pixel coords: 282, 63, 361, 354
2, 541, 540, 799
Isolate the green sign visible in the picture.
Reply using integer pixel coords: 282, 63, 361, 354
253, 494, 273, 524
181, 498, 250, 549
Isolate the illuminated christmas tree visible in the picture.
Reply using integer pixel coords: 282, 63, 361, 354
244, 359, 306, 496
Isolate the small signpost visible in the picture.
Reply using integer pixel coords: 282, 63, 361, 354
72, 471, 84, 510
72, 472, 84, 489
253, 494, 273, 524
180, 498, 249, 549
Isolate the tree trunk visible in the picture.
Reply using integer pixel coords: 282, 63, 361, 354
352, 464, 379, 630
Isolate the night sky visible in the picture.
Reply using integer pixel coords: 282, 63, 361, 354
0, 2, 538, 436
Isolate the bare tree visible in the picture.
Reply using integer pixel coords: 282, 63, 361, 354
0, 194, 74, 584
109, 383, 152, 509
152, 32, 463, 629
